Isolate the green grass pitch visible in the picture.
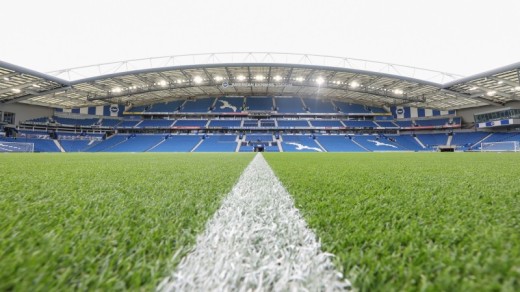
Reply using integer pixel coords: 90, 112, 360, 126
1, 152, 519, 291
264, 152, 520, 291
0, 153, 254, 291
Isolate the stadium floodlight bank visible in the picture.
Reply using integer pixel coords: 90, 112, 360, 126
0, 141, 35, 152
480, 141, 520, 152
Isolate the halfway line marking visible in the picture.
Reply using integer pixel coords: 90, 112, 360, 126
158, 153, 350, 291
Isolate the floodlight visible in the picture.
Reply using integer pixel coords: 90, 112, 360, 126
515, 86, 520, 91
394, 89, 403, 95
296, 77, 304, 82
214, 76, 223, 82
237, 75, 246, 81
3, 77, 9, 81
11, 88, 21, 93
316, 77, 324, 85
487, 91, 496, 96
350, 81, 360, 88
158, 80, 168, 86
255, 75, 264, 81
193, 76, 203, 84
274, 75, 282, 81
112, 87, 122, 93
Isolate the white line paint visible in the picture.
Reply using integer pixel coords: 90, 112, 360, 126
158, 153, 350, 291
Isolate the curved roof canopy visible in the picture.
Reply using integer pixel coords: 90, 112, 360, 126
0, 52, 519, 110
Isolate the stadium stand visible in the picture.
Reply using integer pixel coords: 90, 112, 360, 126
281, 135, 324, 152
416, 134, 449, 149
309, 120, 344, 127
149, 135, 201, 152
136, 119, 174, 128
260, 120, 276, 127
117, 120, 141, 128
0, 137, 60, 152
85, 135, 128, 152
450, 132, 490, 149
213, 97, 244, 112
275, 97, 306, 113
302, 98, 336, 113
245, 134, 274, 142
53, 116, 99, 127
145, 100, 184, 113
208, 120, 242, 128
99, 118, 121, 127
173, 119, 208, 127
335, 101, 371, 114
353, 135, 407, 151
246, 96, 273, 111
343, 120, 377, 128
481, 132, 520, 143
316, 135, 366, 152
180, 98, 214, 112
415, 118, 449, 127
106, 135, 164, 152
60, 140, 97, 152
194, 135, 238, 152
277, 120, 311, 127
243, 120, 259, 127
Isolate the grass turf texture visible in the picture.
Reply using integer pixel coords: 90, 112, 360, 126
264, 153, 520, 291
0, 153, 254, 291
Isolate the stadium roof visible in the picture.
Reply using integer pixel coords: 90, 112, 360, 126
1, 52, 519, 110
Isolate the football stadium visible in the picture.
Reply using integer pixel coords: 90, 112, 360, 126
1, 1, 520, 291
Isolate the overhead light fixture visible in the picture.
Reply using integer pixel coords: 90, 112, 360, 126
193, 76, 203, 84
316, 77, 324, 85
394, 89, 403, 95
32, 84, 41, 88
469, 86, 478, 91
4, 77, 10, 81
214, 76, 223, 82
487, 90, 496, 96
255, 75, 264, 81
237, 75, 246, 81
350, 81, 360, 88
296, 77, 304, 82
112, 87, 122, 93
11, 88, 21, 93
273, 75, 282, 81
497, 81, 503, 84
158, 80, 168, 87
176, 79, 182, 83
515, 86, 520, 91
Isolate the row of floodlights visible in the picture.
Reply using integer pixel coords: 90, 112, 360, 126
107, 75, 407, 95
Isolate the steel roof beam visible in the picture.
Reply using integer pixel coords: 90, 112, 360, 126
439, 89, 504, 107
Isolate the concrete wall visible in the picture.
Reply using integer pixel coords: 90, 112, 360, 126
0, 103, 54, 125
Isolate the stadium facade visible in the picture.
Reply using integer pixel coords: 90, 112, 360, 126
1, 52, 519, 153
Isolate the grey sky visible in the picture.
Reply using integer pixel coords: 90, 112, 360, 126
1, 0, 518, 76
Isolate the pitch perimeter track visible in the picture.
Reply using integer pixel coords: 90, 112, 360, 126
158, 153, 350, 291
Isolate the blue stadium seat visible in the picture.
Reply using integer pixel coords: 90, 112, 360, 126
149, 135, 201, 152
245, 97, 273, 111
180, 98, 215, 112
281, 135, 324, 152
275, 97, 306, 113
277, 120, 310, 127
309, 120, 344, 127
302, 98, 336, 113
316, 135, 366, 152
194, 135, 238, 152
213, 97, 244, 113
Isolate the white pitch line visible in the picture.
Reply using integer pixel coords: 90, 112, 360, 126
157, 153, 350, 291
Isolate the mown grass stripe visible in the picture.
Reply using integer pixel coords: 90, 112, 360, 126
158, 153, 350, 291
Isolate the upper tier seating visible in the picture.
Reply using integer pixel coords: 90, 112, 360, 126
117, 120, 141, 128
374, 121, 399, 128
482, 132, 520, 143
246, 97, 273, 111
99, 118, 121, 127
179, 98, 214, 112
275, 97, 306, 113
242, 120, 259, 127
145, 100, 184, 113
260, 120, 276, 127
335, 101, 371, 114
26, 117, 49, 123
415, 118, 449, 127
302, 98, 336, 113
213, 97, 244, 113
53, 116, 99, 127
